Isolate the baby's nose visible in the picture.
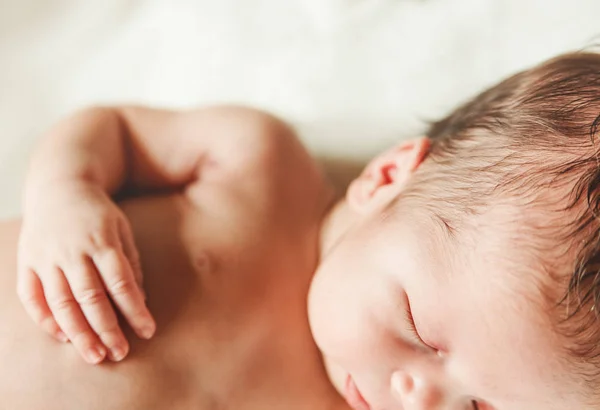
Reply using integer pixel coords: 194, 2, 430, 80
391, 371, 445, 410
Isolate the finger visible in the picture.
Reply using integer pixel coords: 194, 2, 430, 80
93, 249, 156, 340
118, 217, 143, 290
17, 267, 68, 342
41, 267, 107, 364
63, 256, 129, 362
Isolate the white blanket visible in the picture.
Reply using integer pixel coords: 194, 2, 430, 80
1, 0, 599, 218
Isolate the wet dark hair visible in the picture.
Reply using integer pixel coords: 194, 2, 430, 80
407, 51, 600, 394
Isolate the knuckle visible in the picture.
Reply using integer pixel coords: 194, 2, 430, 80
107, 278, 136, 297
97, 327, 122, 340
18, 290, 39, 307
129, 256, 142, 272
86, 222, 116, 250
48, 295, 78, 312
41, 316, 59, 331
60, 248, 86, 266
86, 231, 108, 250
69, 328, 94, 345
73, 287, 108, 306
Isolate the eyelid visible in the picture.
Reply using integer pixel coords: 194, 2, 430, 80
403, 295, 430, 348
404, 293, 446, 353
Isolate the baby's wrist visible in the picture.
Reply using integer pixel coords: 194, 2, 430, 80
23, 178, 100, 212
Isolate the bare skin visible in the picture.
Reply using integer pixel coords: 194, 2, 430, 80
1, 100, 589, 410
0, 107, 350, 410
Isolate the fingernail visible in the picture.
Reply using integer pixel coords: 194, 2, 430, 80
88, 346, 106, 364
56, 331, 69, 343
140, 325, 155, 340
109, 346, 126, 362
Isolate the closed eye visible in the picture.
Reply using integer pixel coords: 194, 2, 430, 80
403, 294, 429, 348
403, 293, 446, 353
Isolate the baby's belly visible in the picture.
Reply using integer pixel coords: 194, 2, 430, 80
0, 194, 324, 410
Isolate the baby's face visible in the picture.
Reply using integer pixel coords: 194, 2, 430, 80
308, 141, 580, 410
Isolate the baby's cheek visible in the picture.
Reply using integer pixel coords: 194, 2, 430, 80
307, 274, 337, 350
308, 280, 368, 362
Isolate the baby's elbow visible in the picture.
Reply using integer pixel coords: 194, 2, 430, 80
207, 105, 301, 175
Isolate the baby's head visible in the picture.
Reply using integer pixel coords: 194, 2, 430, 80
308, 52, 600, 410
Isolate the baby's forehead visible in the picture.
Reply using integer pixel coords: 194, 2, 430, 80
378, 202, 574, 362
388, 200, 563, 328
382, 196, 567, 307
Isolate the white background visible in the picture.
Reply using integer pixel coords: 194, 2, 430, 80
1, 0, 599, 218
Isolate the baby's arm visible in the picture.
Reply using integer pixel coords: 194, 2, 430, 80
18, 105, 284, 364
25, 105, 276, 196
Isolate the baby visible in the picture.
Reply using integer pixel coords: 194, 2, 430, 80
2, 51, 600, 410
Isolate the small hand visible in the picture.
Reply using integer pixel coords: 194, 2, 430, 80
17, 181, 156, 364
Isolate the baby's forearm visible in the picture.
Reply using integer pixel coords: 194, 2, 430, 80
24, 107, 127, 207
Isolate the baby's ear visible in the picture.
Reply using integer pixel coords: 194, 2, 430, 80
347, 138, 430, 214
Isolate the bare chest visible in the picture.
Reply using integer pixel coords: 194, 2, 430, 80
0, 188, 341, 410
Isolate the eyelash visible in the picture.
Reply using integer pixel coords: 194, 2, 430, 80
404, 307, 422, 342
403, 297, 425, 345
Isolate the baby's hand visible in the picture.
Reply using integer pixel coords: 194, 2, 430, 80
17, 181, 156, 364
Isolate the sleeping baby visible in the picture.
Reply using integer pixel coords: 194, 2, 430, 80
1, 51, 600, 410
